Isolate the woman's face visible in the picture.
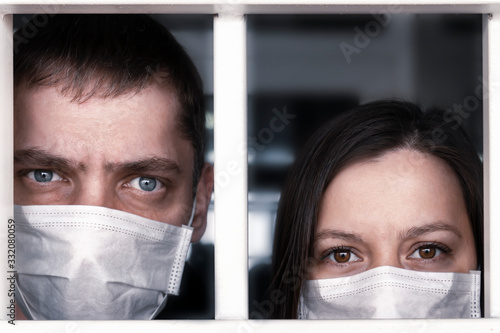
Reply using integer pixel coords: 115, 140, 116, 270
309, 149, 477, 280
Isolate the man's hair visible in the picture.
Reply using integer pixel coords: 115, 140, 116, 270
269, 100, 483, 319
14, 14, 206, 191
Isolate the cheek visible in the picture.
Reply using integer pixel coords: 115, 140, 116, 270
115, 189, 193, 227
14, 176, 72, 205
14, 187, 70, 205
306, 258, 322, 280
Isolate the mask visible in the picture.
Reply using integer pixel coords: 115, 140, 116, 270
15, 203, 195, 320
299, 266, 481, 319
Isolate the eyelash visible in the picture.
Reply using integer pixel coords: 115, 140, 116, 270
127, 176, 165, 192
408, 241, 452, 260
318, 242, 451, 265
319, 245, 361, 264
18, 168, 66, 181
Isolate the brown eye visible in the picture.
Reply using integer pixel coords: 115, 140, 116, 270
419, 246, 436, 259
334, 250, 351, 263
323, 247, 361, 264
408, 244, 447, 260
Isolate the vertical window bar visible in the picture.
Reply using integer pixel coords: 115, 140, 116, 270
484, 11, 500, 318
213, 13, 248, 319
0, 13, 13, 322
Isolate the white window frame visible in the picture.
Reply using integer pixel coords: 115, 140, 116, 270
1, 1, 499, 332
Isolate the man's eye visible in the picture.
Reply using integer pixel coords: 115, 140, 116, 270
129, 177, 163, 192
27, 170, 63, 183
408, 245, 445, 259
324, 248, 361, 264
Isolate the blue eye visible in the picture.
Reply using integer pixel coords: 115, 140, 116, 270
27, 170, 63, 183
139, 178, 156, 191
129, 177, 163, 192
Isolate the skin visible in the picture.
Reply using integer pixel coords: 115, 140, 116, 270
309, 149, 477, 280
14, 84, 213, 241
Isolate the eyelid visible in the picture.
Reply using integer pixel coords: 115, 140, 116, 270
128, 176, 165, 192
407, 241, 451, 259
25, 169, 64, 182
319, 245, 362, 263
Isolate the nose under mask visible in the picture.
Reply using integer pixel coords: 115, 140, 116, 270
14, 203, 195, 320
299, 265, 481, 319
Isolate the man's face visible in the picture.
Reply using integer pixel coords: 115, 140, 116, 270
14, 84, 211, 241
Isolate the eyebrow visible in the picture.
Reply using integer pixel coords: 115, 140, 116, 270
106, 157, 182, 175
14, 148, 182, 175
14, 148, 84, 170
314, 221, 463, 244
314, 229, 364, 243
399, 222, 463, 240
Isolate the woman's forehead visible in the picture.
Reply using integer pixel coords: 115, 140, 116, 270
317, 149, 470, 236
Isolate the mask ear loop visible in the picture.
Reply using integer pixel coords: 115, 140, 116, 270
187, 195, 197, 228
151, 197, 197, 320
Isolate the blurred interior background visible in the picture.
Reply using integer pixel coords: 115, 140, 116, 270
246, 14, 484, 317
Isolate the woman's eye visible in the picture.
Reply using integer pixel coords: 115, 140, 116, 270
408, 245, 444, 259
27, 170, 63, 183
325, 248, 361, 264
129, 177, 163, 192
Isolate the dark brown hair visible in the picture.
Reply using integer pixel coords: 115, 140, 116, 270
269, 100, 483, 318
14, 14, 206, 190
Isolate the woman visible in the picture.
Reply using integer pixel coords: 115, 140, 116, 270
269, 100, 483, 319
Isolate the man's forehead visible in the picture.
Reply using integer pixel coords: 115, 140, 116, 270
14, 84, 193, 170
15, 83, 181, 124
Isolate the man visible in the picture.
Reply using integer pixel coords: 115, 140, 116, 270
13, 14, 214, 319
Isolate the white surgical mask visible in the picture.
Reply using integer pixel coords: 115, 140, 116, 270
15, 203, 195, 320
299, 266, 481, 319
